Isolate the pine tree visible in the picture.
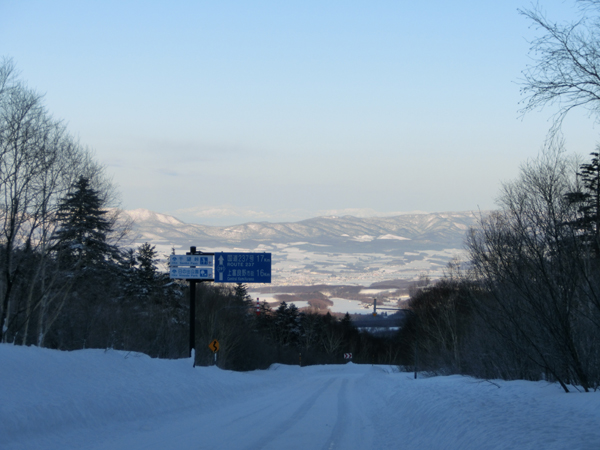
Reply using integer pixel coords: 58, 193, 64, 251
341, 312, 352, 329
234, 283, 251, 304
120, 243, 165, 303
565, 152, 600, 256
52, 176, 119, 269
136, 243, 158, 284
274, 302, 304, 347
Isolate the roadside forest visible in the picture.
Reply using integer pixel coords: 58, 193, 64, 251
0, 57, 401, 368
399, 1, 600, 392
0, 57, 184, 354
399, 147, 600, 392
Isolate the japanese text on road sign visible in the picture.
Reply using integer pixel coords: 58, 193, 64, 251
214, 252, 271, 283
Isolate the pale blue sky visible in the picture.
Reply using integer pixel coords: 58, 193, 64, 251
2, 0, 598, 225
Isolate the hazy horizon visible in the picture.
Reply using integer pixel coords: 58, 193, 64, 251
2, 1, 598, 225
123, 206, 487, 227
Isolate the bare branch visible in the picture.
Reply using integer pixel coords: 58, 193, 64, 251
519, 4, 600, 139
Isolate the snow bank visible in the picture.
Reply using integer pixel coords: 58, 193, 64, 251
372, 374, 600, 449
0, 345, 278, 448
2, 344, 600, 450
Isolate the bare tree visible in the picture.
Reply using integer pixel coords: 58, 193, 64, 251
520, 2, 600, 138
0, 58, 117, 344
0, 67, 53, 341
467, 147, 600, 391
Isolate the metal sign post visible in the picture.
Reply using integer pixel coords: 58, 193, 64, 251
209, 339, 219, 366
189, 276, 195, 359
169, 248, 271, 365
169, 247, 215, 361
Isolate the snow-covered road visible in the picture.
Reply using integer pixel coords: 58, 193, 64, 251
2, 345, 600, 449
86, 366, 376, 450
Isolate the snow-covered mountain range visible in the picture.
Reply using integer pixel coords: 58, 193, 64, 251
122, 209, 485, 286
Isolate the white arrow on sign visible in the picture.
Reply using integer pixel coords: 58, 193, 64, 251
216, 254, 225, 281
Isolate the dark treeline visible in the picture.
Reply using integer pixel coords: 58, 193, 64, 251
393, 0, 600, 393
191, 283, 405, 370
0, 57, 401, 367
0, 57, 186, 355
0, 57, 122, 348
398, 149, 600, 392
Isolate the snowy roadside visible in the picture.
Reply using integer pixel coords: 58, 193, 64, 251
0, 345, 283, 447
2, 344, 600, 450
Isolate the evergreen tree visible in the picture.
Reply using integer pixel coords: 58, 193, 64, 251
274, 302, 303, 347
120, 243, 167, 302
234, 283, 251, 304
136, 243, 158, 285
121, 248, 138, 297
52, 176, 119, 269
255, 300, 274, 337
566, 152, 600, 256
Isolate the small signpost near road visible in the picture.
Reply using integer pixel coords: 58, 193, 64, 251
209, 339, 220, 366
344, 353, 353, 360
169, 247, 272, 364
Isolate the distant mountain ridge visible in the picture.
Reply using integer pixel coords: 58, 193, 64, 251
122, 209, 483, 249
121, 209, 485, 285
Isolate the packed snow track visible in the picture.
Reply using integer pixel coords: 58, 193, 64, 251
94, 368, 374, 450
2, 345, 600, 449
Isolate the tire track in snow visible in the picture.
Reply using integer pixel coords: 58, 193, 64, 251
321, 378, 349, 450
242, 378, 336, 450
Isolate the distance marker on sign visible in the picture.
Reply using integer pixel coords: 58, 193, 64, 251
214, 252, 271, 283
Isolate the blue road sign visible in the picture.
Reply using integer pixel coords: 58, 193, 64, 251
170, 255, 213, 267
170, 267, 214, 280
214, 252, 271, 283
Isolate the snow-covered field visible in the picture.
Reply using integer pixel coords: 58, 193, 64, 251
2, 344, 599, 450
124, 209, 479, 286
249, 293, 372, 315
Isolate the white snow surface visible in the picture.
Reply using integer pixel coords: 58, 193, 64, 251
2, 344, 599, 450
376, 234, 410, 241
